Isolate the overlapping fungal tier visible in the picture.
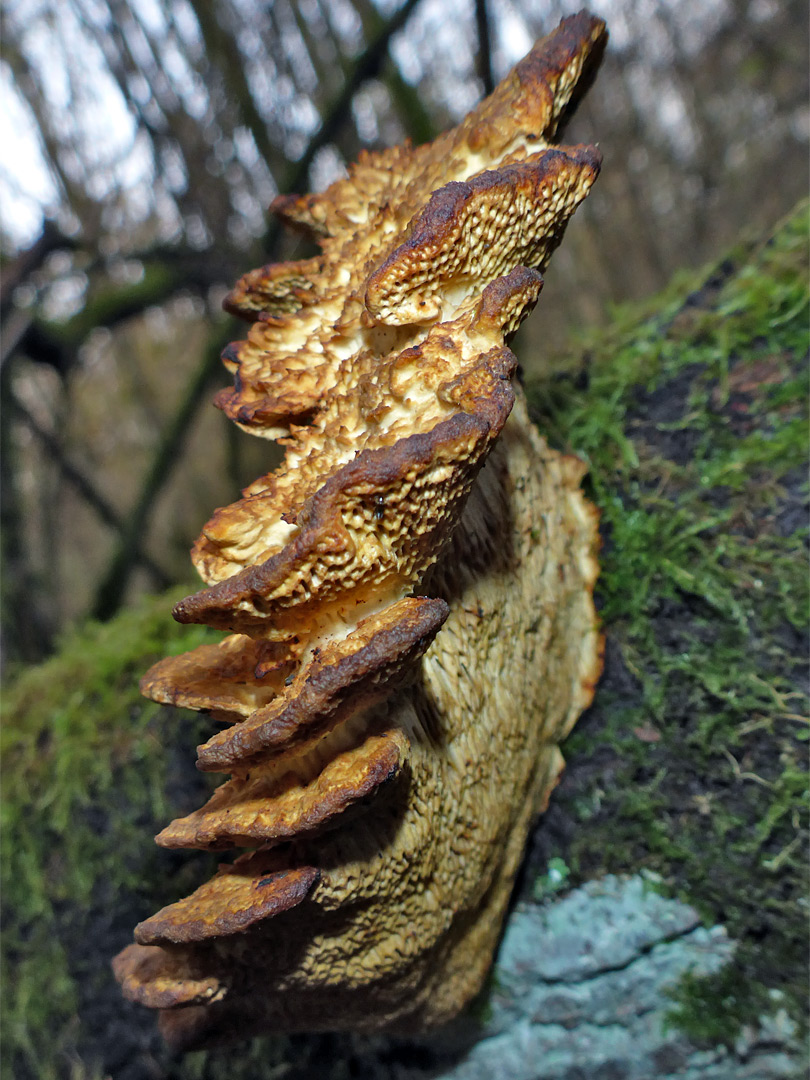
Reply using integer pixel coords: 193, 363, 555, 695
113, 11, 607, 1050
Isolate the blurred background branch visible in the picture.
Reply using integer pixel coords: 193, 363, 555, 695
1, 0, 807, 664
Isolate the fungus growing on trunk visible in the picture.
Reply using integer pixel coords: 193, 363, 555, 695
113, 10, 607, 1050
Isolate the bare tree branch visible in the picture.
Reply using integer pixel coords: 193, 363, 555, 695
0, 222, 76, 320
352, 0, 436, 145
0, 361, 54, 661
91, 320, 234, 621
184, 0, 282, 190
6, 387, 172, 588
280, 0, 424, 197
475, 0, 494, 95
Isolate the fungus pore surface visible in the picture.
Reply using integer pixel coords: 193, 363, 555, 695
113, 11, 606, 1050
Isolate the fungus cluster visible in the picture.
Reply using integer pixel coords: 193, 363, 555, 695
114, 11, 606, 1050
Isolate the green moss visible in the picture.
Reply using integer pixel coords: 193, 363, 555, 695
663, 965, 774, 1046
1, 590, 213, 1079
2, 593, 320, 1079
527, 199, 809, 1048
532, 856, 571, 901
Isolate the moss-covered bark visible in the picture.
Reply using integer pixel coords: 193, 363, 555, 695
524, 199, 809, 1051
3, 202, 807, 1079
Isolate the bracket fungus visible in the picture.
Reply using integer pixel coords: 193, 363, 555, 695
114, 11, 607, 1050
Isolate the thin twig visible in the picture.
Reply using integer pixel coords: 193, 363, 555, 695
266, 0, 424, 251
721, 747, 774, 789
475, 0, 494, 95
6, 387, 171, 588
0, 222, 75, 320
91, 321, 234, 621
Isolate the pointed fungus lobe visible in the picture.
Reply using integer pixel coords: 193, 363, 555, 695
114, 10, 606, 1048
133, 860, 321, 946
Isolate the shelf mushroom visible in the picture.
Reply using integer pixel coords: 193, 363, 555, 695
114, 10, 607, 1050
